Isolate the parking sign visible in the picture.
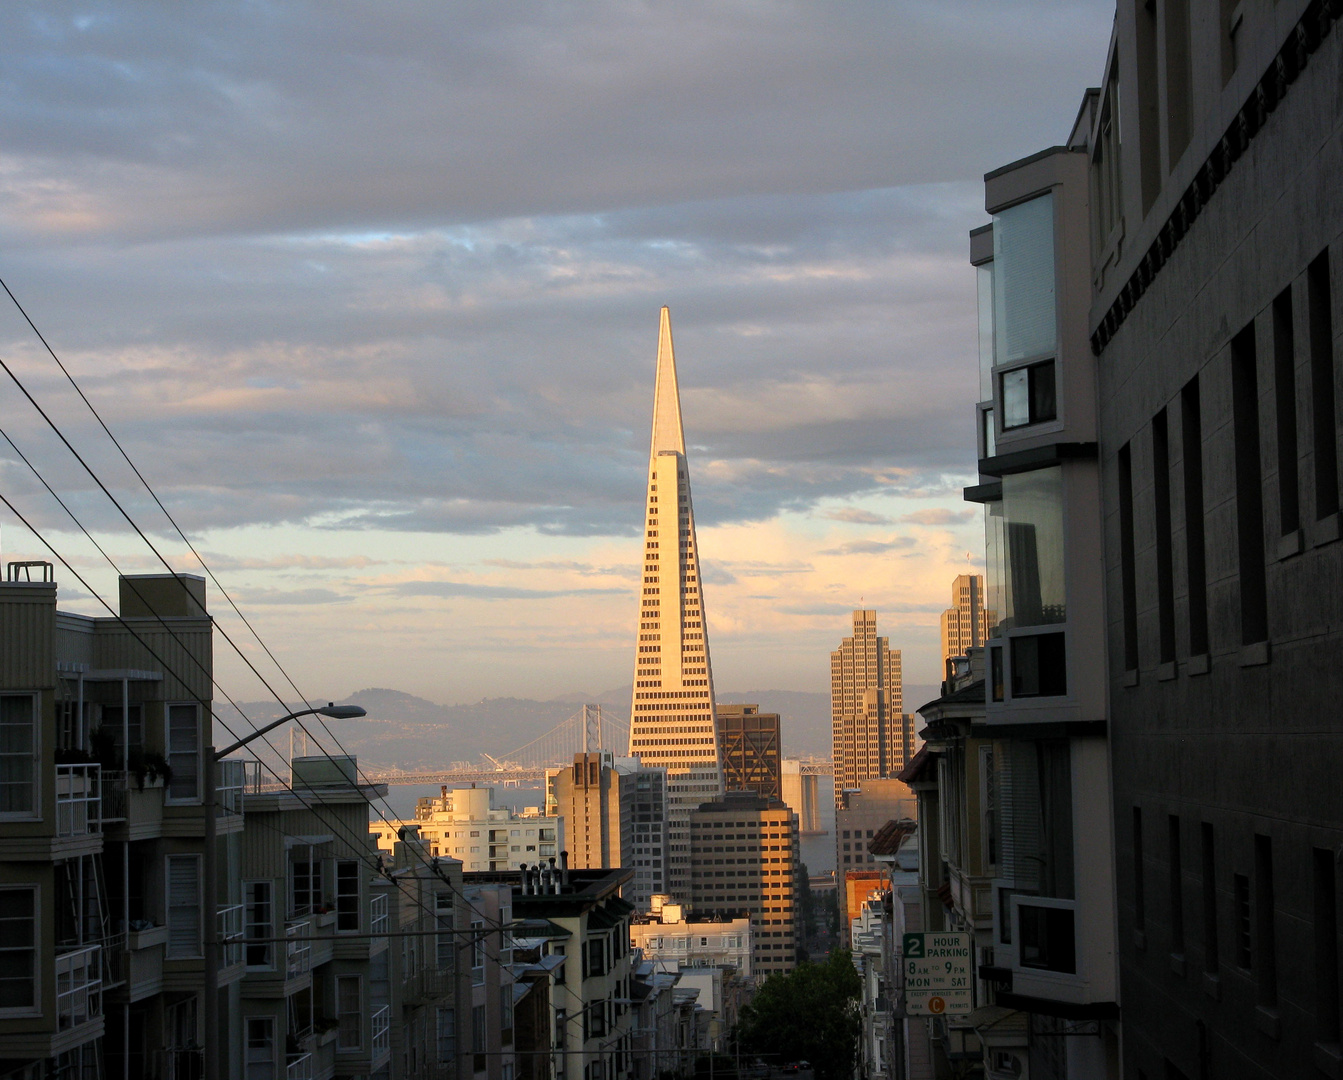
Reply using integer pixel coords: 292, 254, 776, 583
901, 932, 973, 1016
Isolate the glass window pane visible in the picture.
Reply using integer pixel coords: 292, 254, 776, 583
1031, 361, 1057, 423
990, 468, 1067, 630
1002, 368, 1030, 429
0, 696, 35, 815
978, 262, 995, 400
168, 704, 200, 801
993, 192, 1057, 365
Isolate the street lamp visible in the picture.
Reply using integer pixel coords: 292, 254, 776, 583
203, 703, 368, 1080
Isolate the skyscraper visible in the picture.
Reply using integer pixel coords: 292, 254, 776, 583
939, 573, 991, 667
715, 704, 782, 800
627, 307, 723, 899
830, 610, 908, 805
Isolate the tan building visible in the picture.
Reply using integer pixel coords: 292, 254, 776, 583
372, 786, 561, 873
835, 777, 917, 879
714, 705, 780, 800
780, 760, 821, 834
938, 574, 992, 669
830, 611, 909, 804
630, 899, 753, 978
627, 307, 724, 898
546, 752, 667, 910
687, 793, 797, 977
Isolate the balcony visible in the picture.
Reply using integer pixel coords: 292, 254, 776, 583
406, 966, 455, 1004
158, 1048, 204, 1080
371, 1004, 391, 1057
216, 759, 247, 817
55, 764, 102, 837
286, 1052, 313, 1080
369, 893, 388, 937
286, 920, 312, 978
55, 944, 102, 1030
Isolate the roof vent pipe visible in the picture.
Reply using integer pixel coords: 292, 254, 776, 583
560, 850, 570, 889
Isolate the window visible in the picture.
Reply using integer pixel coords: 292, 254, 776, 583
100, 703, 143, 765
553, 944, 566, 984
1234, 874, 1252, 970
1232, 324, 1268, 646
1314, 848, 1340, 1044
0, 886, 36, 1011
1164, 0, 1193, 164
435, 892, 454, 969
1255, 835, 1277, 1009
437, 1007, 456, 1063
0, 695, 37, 816
1168, 816, 1184, 958
167, 855, 202, 958
978, 260, 995, 400
1153, 412, 1176, 665
1011, 633, 1066, 697
1001, 360, 1057, 430
1118, 442, 1139, 672
245, 1016, 276, 1080
1272, 288, 1300, 536
1201, 824, 1218, 976
337, 975, 362, 1050
471, 920, 485, 981
1308, 249, 1339, 521
1133, 808, 1146, 940
335, 861, 359, 932
1182, 378, 1210, 655
244, 881, 274, 969
993, 192, 1056, 367
472, 1004, 487, 1073
986, 467, 1066, 632
555, 1008, 567, 1050
500, 984, 513, 1046
166, 703, 201, 802
290, 852, 320, 918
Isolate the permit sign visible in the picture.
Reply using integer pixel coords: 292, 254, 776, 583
902, 931, 973, 1016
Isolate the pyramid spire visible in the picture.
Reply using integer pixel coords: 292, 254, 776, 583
649, 306, 686, 457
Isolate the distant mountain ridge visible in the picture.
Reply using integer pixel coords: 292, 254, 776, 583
214, 681, 939, 771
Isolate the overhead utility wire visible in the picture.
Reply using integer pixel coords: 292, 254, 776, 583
0, 444, 500, 939
0, 279, 464, 877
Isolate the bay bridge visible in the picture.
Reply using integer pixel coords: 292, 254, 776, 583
355, 705, 834, 787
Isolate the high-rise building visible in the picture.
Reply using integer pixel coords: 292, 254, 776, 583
373, 785, 562, 872
830, 610, 908, 804
627, 307, 723, 899
939, 573, 991, 668
715, 704, 781, 800
547, 751, 668, 910
687, 792, 798, 976
780, 759, 821, 833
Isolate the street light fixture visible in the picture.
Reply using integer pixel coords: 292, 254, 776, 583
203, 703, 368, 1080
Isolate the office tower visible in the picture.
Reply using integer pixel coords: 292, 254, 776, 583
687, 792, 798, 976
628, 307, 723, 899
374, 785, 562, 872
780, 759, 822, 833
939, 573, 991, 667
830, 610, 906, 804
715, 704, 781, 800
547, 751, 668, 910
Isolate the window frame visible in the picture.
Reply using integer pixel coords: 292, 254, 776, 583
165, 702, 203, 805
335, 860, 359, 933
0, 693, 40, 820
166, 854, 203, 959
244, 880, 274, 970
998, 357, 1058, 432
336, 974, 363, 1051
245, 1015, 277, 1080
0, 884, 39, 1016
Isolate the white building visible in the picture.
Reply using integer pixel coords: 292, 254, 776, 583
630, 898, 753, 978
373, 785, 562, 872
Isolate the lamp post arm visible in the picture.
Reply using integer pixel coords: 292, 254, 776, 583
215, 706, 326, 760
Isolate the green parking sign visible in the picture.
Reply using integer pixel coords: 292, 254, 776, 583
901, 932, 972, 1017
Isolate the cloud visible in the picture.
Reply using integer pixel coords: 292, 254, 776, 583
900, 508, 978, 526
234, 587, 351, 606
822, 507, 892, 525
388, 580, 627, 600
820, 535, 917, 555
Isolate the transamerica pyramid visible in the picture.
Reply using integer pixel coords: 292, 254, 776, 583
628, 307, 724, 900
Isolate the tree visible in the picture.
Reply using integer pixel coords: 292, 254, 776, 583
736, 951, 862, 1080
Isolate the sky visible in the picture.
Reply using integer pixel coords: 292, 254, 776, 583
0, 1, 1116, 707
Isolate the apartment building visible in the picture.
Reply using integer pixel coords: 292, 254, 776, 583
1086, 2, 1343, 1077
373, 787, 561, 874
546, 753, 667, 911
938, 574, 991, 670
962, 87, 1120, 1076
686, 793, 797, 978
464, 866, 637, 1080
629, 900, 752, 978
238, 754, 403, 1080
0, 567, 248, 1080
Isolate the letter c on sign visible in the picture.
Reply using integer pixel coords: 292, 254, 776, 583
928, 997, 945, 1015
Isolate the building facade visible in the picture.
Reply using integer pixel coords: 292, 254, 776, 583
686, 793, 797, 978
373, 787, 561, 874
547, 753, 668, 911
629, 900, 752, 978
779, 760, 821, 834
830, 611, 908, 804
626, 307, 725, 899
835, 778, 917, 878
938, 573, 991, 670
713, 705, 781, 801
1086, 2, 1343, 1077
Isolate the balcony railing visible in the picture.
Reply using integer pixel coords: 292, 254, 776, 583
216, 759, 247, 816
159, 1048, 204, 1080
286, 1053, 313, 1080
371, 1004, 391, 1054
218, 904, 244, 968
370, 893, 388, 936
286, 920, 312, 978
55, 764, 102, 837
55, 943, 102, 1029
243, 759, 266, 794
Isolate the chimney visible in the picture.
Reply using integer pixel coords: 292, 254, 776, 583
560, 850, 570, 889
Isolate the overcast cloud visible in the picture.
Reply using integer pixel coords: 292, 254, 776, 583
0, 2, 1114, 705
